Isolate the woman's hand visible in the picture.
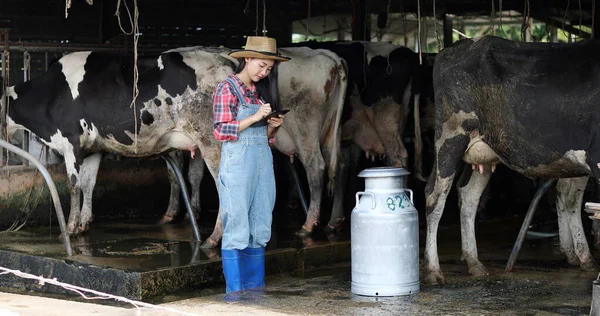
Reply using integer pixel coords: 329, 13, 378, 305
268, 114, 285, 128
253, 103, 272, 122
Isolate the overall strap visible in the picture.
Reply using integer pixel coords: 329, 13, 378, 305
225, 77, 248, 106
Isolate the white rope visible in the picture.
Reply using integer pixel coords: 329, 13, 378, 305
0, 266, 201, 316
65, 0, 72, 18
66, 0, 93, 19
115, 0, 140, 153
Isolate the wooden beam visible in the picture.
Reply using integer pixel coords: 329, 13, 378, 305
352, 0, 370, 41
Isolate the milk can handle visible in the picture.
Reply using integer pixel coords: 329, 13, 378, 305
402, 189, 414, 203
355, 191, 376, 210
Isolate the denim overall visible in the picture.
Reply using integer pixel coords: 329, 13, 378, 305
218, 77, 276, 293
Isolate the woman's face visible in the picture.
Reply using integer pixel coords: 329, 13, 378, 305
245, 57, 274, 82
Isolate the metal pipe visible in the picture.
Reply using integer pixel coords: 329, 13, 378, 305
162, 154, 201, 242
0, 138, 72, 256
288, 158, 308, 215
505, 178, 556, 272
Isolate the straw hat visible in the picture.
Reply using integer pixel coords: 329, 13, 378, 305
229, 36, 291, 62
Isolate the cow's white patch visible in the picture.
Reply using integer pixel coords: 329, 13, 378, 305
78, 119, 100, 149
59, 51, 91, 100
6, 116, 30, 140
42, 130, 79, 182
163, 131, 198, 152
178, 50, 230, 90
563, 150, 588, 167
597, 162, 600, 169
363, 42, 396, 63
6, 86, 18, 100
157, 56, 164, 70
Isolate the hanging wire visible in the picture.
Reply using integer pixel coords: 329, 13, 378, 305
262, 0, 267, 35
499, 0, 503, 34
593, 0, 596, 39
2, 50, 9, 165
521, 0, 531, 41
115, 0, 140, 152
577, 0, 582, 38
433, 0, 442, 51
244, 0, 251, 14
562, 0, 571, 40
417, 0, 423, 64
490, 0, 496, 36
306, 0, 311, 39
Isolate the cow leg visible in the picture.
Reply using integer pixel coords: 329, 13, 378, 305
325, 146, 350, 233
65, 156, 83, 236
296, 144, 327, 237
457, 165, 492, 277
186, 154, 205, 219
425, 132, 470, 285
199, 146, 222, 249
556, 176, 598, 271
161, 151, 183, 224
78, 153, 103, 233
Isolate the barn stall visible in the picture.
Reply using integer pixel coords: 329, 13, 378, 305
0, 0, 599, 314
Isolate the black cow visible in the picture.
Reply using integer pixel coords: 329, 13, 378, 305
283, 40, 433, 233
425, 36, 599, 285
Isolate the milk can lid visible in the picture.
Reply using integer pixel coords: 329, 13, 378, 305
357, 167, 411, 178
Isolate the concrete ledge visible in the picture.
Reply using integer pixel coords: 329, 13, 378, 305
0, 240, 351, 301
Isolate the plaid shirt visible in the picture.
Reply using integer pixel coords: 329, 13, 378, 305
212, 74, 261, 141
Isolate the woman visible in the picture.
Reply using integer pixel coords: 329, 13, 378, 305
212, 36, 290, 293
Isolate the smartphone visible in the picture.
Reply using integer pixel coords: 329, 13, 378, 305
264, 109, 290, 121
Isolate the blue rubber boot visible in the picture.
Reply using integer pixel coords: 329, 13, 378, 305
221, 249, 242, 294
240, 247, 265, 291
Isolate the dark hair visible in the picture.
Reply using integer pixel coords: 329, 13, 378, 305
235, 58, 281, 110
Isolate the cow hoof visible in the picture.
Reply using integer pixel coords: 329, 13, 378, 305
425, 272, 445, 285
183, 212, 200, 221
158, 214, 175, 225
199, 247, 220, 259
78, 223, 90, 234
200, 238, 219, 249
580, 260, 599, 272
468, 264, 489, 277
295, 227, 313, 238
566, 255, 581, 267
323, 224, 341, 234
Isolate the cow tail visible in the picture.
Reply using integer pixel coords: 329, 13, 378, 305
326, 59, 348, 195
412, 68, 426, 182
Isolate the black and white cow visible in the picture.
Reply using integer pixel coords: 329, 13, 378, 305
3, 46, 348, 242
425, 35, 599, 285
163, 41, 433, 238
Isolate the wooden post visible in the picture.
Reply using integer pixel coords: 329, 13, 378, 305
352, 0, 370, 41
443, 14, 453, 48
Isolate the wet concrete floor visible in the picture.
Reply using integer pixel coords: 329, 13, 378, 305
0, 215, 598, 315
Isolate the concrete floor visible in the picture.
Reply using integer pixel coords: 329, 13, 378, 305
0, 216, 598, 315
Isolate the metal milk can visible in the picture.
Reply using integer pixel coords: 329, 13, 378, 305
351, 167, 420, 296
